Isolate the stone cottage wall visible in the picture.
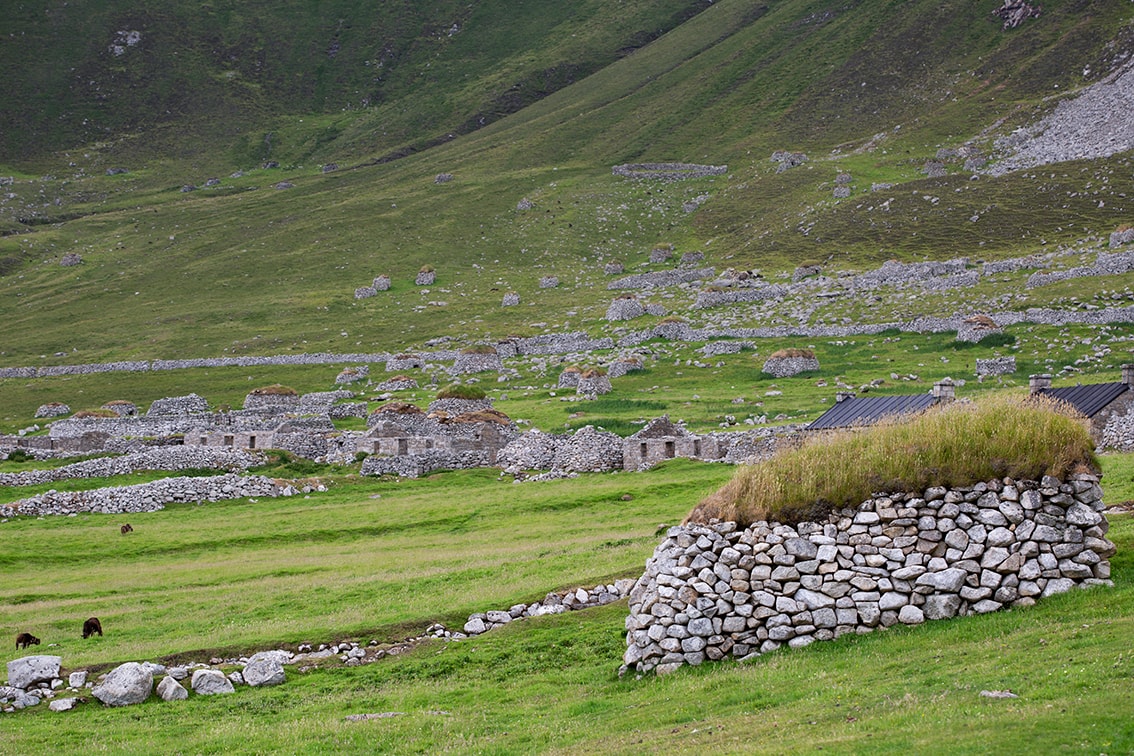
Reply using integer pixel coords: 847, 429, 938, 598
622, 473, 1115, 676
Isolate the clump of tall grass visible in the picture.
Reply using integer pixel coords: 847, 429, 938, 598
687, 395, 1096, 528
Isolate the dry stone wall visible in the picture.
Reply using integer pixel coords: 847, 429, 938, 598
1, 474, 291, 517
622, 473, 1115, 676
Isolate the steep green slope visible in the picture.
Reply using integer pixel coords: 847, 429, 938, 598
0, 0, 1132, 364
0, 0, 709, 167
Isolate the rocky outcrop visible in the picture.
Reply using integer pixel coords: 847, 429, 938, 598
622, 474, 1114, 675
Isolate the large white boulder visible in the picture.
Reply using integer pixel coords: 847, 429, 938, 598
191, 668, 234, 695
6, 655, 62, 690
91, 662, 153, 706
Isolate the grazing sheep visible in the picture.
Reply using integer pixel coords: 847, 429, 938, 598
16, 632, 40, 650
82, 617, 103, 639
121, 523, 133, 534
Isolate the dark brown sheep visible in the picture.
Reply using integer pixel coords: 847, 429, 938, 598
15, 632, 40, 650
82, 617, 103, 639
120, 523, 133, 534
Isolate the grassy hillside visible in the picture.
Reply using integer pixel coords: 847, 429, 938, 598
1, 459, 1130, 753
1, 0, 1132, 367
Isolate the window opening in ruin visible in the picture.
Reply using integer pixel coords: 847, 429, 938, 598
224, 435, 234, 447
248, 435, 256, 449
640, 442, 648, 460
398, 439, 408, 455
694, 440, 702, 456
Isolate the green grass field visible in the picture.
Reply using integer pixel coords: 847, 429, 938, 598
1, 459, 1131, 753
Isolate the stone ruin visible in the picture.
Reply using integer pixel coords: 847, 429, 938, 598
604, 261, 625, 275
100, 400, 138, 417
60, 253, 82, 267
611, 163, 728, 182
771, 151, 807, 172
354, 286, 377, 300
148, 394, 208, 416
762, 349, 820, 378
539, 276, 559, 289
502, 292, 520, 306
415, 268, 436, 286
576, 368, 612, 397
435, 173, 454, 184
373, 275, 391, 291
1109, 227, 1134, 248
956, 314, 1002, 343
992, 0, 1041, 29
335, 366, 369, 384
242, 386, 301, 414
453, 348, 504, 374
622, 416, 725, 471
557, 365, 582, 388
386, 354, 424, 371
34, 403, 70, 419
606, 294, 646, 321
376, 375, 419, 392
607, 356, 644, 379
649, 246, 673, 264
623, 472, 1115, 676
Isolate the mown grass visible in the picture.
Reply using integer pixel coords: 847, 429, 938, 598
689, 394, 1097, 526
1, 461, 1131, 754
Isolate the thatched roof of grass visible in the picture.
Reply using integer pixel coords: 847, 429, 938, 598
561, 364, 582, 374
687, 395, 1096, 528
436, 384, 488, 400
248, 384, 298, 396
580, 367, 608, 378
73, 408, 118, 418
768, 347, 815, 359
102, 399, 135, 406
445, 409, 513, 425
964, 314, 999, 328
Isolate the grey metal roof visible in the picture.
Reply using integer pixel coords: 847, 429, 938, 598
1036, 382, 1129, 418
807, 394, 939, 430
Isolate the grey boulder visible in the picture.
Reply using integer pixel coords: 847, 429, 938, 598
6, 656, 62, 690
92, 662, 153, 707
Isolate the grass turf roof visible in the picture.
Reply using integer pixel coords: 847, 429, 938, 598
687, 395, 1097, 528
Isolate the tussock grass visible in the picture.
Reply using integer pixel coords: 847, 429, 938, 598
688, 395, 1096, 527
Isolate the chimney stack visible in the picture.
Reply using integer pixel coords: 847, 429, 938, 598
836, 391, 856, 403
1029, 374, 1052, 394
1123, 364, 1134, 387
932, 378, 955, 401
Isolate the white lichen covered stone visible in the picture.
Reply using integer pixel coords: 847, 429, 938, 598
92, 662, 153, 707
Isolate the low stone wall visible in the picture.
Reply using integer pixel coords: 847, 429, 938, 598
0, 447, 260, 487
607, 268, 714, 290
360, 450, 488, 478
1, 474, 291, 517
622, 474, 1114, 675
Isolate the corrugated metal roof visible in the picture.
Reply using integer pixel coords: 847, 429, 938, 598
1036, 382, 1129, 418
807, 394, 939, 430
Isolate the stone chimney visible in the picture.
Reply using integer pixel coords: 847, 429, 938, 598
835, 391, 856, 403
1123, 364, 1134, 386
932, 379, 955, 401
1029, 374, 1052, 394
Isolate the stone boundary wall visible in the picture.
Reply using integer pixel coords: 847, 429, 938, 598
612, 163, 728, 181
976, 356, 1017, 377
1026, 250, 1134, 288
1, 474, 292, 517
0, 447, 260, 487
622, 473, 1115, 676
607, 268, 715, 290
7, 306, 1134, 381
